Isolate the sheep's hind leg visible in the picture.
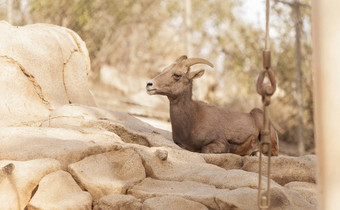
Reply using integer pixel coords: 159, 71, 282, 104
201, 140, 229, 154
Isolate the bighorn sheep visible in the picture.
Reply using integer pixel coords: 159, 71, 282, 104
146, 55, 279, 156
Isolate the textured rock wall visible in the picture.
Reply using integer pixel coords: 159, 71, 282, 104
0, 21, 95, 126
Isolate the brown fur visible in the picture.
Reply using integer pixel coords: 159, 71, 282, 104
146, 55, 278, 156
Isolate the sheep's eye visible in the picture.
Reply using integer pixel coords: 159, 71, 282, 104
173, 73, 182, 80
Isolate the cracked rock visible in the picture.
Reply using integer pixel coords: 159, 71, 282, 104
0, 159, 61, 209
68, 148, 146, 200
27, 170, 92, 210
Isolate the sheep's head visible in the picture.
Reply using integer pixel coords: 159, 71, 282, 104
146, 55, 214, 98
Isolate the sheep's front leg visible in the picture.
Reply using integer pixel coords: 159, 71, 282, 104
201, 140, 230, 154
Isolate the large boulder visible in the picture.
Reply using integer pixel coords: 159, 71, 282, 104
0, 21, 95, 126
27, 170, 92, 210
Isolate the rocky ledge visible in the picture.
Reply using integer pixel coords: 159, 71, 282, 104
0, 104, 317, 210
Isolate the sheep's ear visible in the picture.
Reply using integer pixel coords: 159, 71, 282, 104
188, 69, 205, 80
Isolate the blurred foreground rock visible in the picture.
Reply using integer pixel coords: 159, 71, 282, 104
0, 22, 317, 210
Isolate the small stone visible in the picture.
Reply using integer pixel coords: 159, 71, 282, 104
155, 149, 168, 161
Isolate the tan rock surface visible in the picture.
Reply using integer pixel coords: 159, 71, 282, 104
0, 159, 61, 209
200, 153, 243, 170
135, 146, 280, 190
0, 21, 95, 126
43, 104, 177, 148
242, 155, 316, 185
94, 194, 142, 210
285, 181, 318, 206
142, 196, 208, 210
130, 178, 315, 210
28, 170, 92, 210
69, 148, 146, 200
128, 178, 227, 209
0, 126, 123, 169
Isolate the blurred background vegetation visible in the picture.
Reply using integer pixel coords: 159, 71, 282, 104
0, 0, 312, 156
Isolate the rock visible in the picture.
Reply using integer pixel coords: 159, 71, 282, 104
242, 155, 316, 185
0, 159, 61, 209
143, 196, 208, 210
0, 21, 95, 126
214, 187, 258, 209
0, 54, 50, 126
27, 170, 92, 210
269, 186, 315, 210
128, 178, 226, 209
43, 104, 178, 149
200, 153, 243, 170
285, 182, 317, 206
215, 186, 315, 210
130, 178, 314, 210
94, 194, 142, 210
154, 149, 168, 161
0, 126, 123, 169
68, 148, 146, 200
135, 146, 280, 190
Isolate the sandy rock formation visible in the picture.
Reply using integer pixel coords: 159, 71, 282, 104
27, 170, 92, 210
242, 155, 316, 185
0, 22, 317, 210
0, 159, 61, 209
94, 194, 142, 210
0, 21, 95, 126
142, 195, 208, 210
0, 126, 123, 169
68, 148, 146, 200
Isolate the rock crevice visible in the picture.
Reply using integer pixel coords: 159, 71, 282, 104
0, 55, 51, 108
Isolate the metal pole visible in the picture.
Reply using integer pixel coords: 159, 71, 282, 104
275, 0, 308, 157
294, 0, 305, 156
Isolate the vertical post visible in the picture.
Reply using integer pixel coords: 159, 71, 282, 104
185, 0, 193, 56
275, 0, 307, 156
7, 0, 13, 24
312, 0, 340, 209
294, 0, 305, 156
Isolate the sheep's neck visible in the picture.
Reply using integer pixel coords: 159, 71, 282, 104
168, 86, 195, 141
